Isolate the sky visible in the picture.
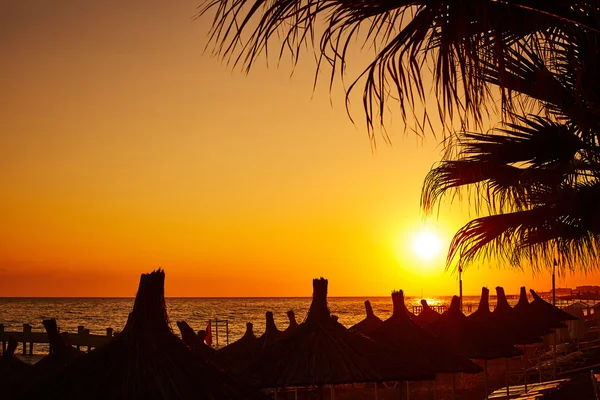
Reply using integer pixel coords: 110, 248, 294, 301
1, 0, 598, 297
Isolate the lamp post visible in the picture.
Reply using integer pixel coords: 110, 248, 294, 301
459, 264, 463, 313
552, 258, 558, 379
552, 259, 557, 306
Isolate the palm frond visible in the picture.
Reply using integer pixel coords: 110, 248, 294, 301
448, 180, 600, 274
200, 0, 585, 138
461, 115, 584, 167
421, 160, 568, 215
422, 115, 584, 214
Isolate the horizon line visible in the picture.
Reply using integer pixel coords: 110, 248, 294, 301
0, 293, 526, 299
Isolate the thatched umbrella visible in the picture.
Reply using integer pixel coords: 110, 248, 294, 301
30, 319, 85, 386
468, 288, 523, 400
0, 336, 32, 398
284, 310, 299, 335
370, 291, 480, 374
38, 269, 268, 400
414, 299, 441, 328
510, 286, 558, 392
528, 289, 578, 380
429, 295, 521, 400
350, 300, 383, 336
529, 289, 577, 326
512, 287, 559, 336
217, 322, 260, 374
245, 278, 433, 390
176, 320, 217, 361
492, 287, 543, 345
257, 311, 284, 349
0, 336, 31, 377
369, 291, 479, 399
491, 287, 543, 398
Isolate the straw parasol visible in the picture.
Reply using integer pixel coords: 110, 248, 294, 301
492, 287, 542, 345
509, 286, 563, 393
256, 311, 284, 349
429, 295, 522, 400
30, 319, 85, 386
0, 336, 32, 398
284, 310, 299, 335
245, 278, 432, 389
37, 269, 268, 400
216, 322, 260, 374
466, 288, 523, 359
529, 289, 578, 326
350, 300, 383, 336
413, 299, 441, 328
176, 320, 217, 361
369, 290, 480, 375
491, 286, 544, 399
513, 287, 560, 337
467, 288, 523, 399
529, 288, 579, 382
0, 336, 31, 377
429, 295, 521, 360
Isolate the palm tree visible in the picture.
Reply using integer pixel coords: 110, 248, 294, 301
201, 0, 600, 272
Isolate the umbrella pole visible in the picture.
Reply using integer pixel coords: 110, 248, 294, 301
553, 331, 557, 379
295, 387, 298, 400
452, 373, 456, 400
524, 346, 528, 392
505, 358, 510, 398
484, 359, 489, 400
330, 385, 335, 400
406, 381, 410, 400
374, 382, 378, 400
274, 388, 278, 400
432, 379, 436, 400
538, 349, 542, 383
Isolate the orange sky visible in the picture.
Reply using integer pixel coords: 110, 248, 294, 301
1, 1, 599, 297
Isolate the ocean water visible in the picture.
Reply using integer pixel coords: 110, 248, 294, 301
0, 295, 511, 354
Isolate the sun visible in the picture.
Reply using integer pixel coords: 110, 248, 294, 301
412, 230, 442, 262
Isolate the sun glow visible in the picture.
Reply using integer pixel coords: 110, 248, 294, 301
412, 229, 442, 262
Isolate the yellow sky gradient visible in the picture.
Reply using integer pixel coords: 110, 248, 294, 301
1, 1, 598, 297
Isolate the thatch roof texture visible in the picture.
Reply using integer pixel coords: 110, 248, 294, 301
513, 287, 565, 335
257, 311, 283, 349
217, 322, 260, 374
414, 299, 441, 327
529, 289, 578, 325
1, 336, 31, 376
39, 269, 268, 400
350, 300, 383, 336
29, 319, 85, 387
428, 296, 522, 360
467, 288, 522, 359
245, 278, 430, 388
284, 310, 299, 334
369, 291, 479, 375
0, 336, 32, 398
492, 287, 542, 345
176, 320, 217, 361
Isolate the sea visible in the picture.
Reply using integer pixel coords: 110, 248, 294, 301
0, 295, 513, 356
